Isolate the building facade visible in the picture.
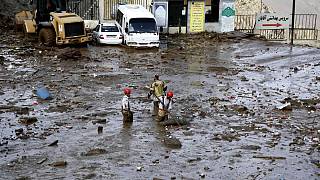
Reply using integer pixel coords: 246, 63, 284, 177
98, 0, 235, 34
152, 0, 235, 33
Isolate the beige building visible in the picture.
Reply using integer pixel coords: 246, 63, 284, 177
97, 0, 235, 34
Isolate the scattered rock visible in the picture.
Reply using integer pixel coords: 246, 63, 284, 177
19, 117, 37, 125
310, 159, 320, 168
159, 118, 189, 126
163, 135, 182, 149
65, 125, 73, 129
252, 155, 286, 160
49, 161, 67, 167
153, 177, 165, 180
97, 126, 103, 134
240, 145, 261, 151
48, 140, 58, 146
0, 105, 30, 114
15, 176, 31, 180
289, 137, 305, 146
0, 141, 8, 146
57, 48, 83, 61
13, 106, 30, 115
231, 105, 249, 114
92, 119, 107, 124
0, 56, 5, 65
240, 76, 249, 81
187, 157, 202, 163
83, 148, 107, 156
15, 128, 23, 136
83, 173, 96, 179
211, 133, 240, 142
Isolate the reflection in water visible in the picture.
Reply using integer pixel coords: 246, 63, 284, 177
119, 122, 133, 153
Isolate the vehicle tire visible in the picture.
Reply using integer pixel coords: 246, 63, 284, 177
39, 28, 56, 46
22, 24, 27, 38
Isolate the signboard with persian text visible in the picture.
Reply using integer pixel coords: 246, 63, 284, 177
255, 13, 290, 30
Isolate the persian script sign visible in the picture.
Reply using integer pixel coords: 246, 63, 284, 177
256, 13, 290, 30
189, 1, 205, 33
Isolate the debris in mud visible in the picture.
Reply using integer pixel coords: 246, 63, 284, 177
15, 176, 31, 180
49, 161, 67, 167
47, 104, 70, 113
0, 105, 30, 115
83, 173, 97, 179
57, 48, 86, 61
235, 55, 255, 59
208, 97, 230, 106
240, 145, 261, 151
92, 119, 107, 124
0, 55, 5, 65
1, 141, 9, 146
97, 126, 103, 134
252, 155, 286, 160
230, 105, 249, 114
36, 87, 52, 100
211, 133, 240, 142
37, 157, 48, 164
18, 116, 37, 125
15, 128, 23, 136
87, 111, 111, 117
82, 148, 107, 156
279, 97, 320, 111
207, 66, 228, 73
18, 134, 30, 139
289, 137, 306, 146
159, 117, 189, 126
310, 159, 320, 168
163, 135, 182, 149
187, 157, 202, 163
199, 173, 206, 178
240, 76, 249, 81
316, 76, 320, 81
153, 177, 165, 180
136, 166, 142, 171
48, 140, 58, 146
276, 102, 292, 111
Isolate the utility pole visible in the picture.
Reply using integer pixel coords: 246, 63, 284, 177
290, 0, 296, 45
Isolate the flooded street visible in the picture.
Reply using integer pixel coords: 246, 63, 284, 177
0, 31, 319, 180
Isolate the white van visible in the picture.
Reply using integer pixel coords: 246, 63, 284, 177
116, 4, 160, 48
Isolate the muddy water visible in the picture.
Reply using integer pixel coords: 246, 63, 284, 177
0, 32, 319, 179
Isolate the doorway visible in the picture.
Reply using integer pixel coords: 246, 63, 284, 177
168, 0, 187, 27
205, 0, 220, 22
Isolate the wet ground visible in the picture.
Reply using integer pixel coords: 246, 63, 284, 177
0, 30, 319, 180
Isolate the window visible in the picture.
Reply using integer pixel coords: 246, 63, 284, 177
95, 25, 100, 32
205, 0, 220, 22
101, 26, 119, 32
116, 10, 123, 27
128, 18, 157, 33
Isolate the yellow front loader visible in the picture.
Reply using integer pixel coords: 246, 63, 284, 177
15, 0, 91, 46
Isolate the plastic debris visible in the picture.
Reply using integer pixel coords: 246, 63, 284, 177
36, 87, 51, 100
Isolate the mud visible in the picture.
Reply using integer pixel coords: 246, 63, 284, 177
0, 29, 319, 179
